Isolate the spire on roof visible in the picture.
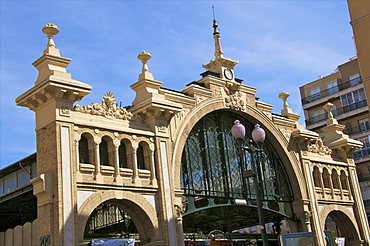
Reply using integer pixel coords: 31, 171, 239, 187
212, 18, 224, 59
202, 11, 238, 79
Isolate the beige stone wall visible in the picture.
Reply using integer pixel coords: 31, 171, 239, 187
15, 22, 370, 246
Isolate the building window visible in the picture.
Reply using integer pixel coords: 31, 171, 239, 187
354, 135, 370, 158
358, 136, 370, 149
79, 135, 90, 164
349, 74, 361, 86
341, 88, 366, 107
326, 81, 338, 95
309, 87, 321, 100
137, 143, 145, 169
311, 108, 325, 122
119, 142, 128, 168
100, 138, 109, 165
359, 118, 370, 132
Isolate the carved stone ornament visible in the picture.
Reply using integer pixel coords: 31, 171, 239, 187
307, 138, 332, 156
296, 211, 312, 223
60, 106, 70, 116
302, 211, 312, 223
174, 204, 187, 218
74, 92, 133, 120
224, 83, 245, 111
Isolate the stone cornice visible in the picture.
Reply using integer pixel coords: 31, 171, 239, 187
16, 79, 91, 110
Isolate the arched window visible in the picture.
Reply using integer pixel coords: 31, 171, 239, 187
79, 135, 90, 164
332, 170, 340, 189
119, 141, 128, 168
100, 138, 109, 166
181, 110, 293, 201
313, 166, 321, 187
137, 143, 145, 169
323, 168, 331, 188
340, 170, 348, 190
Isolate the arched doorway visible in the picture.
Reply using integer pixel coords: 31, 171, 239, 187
180, 110, 294, 235
324, 210, 361, 246
84, 202, 138, 241
77, 190, 160, 245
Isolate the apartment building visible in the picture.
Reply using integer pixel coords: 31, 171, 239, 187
300, 57, 370, 222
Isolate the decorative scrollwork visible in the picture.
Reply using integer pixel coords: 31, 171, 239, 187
174, 204, 187, 218
74, 92, 133, 120
307, 138, 332, 155
224, 83, 245, 111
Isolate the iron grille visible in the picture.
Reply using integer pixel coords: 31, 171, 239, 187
181, 110, 293, 202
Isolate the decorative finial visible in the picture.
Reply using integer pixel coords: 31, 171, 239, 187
138, 51, 151, 73
278, 91, 290, 110
212, 25, 224, 58
42, 23, 59, 48
212, 6, 220, 35
137, 51, 154, 80
278, 91, 300, 122
323, 102, 334, 119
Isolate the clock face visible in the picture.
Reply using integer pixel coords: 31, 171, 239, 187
224, 69, 233, 80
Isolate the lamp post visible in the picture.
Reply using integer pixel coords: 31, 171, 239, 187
231, 120, 269, 246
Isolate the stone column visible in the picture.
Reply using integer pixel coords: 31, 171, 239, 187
113, 139, 122, 184
94, 137, 103, 182
131, 141, 140, 184
149, 143, 158, 186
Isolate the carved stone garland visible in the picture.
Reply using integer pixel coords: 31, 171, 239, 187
307, 138, 332, 156
74, 92, 133, 120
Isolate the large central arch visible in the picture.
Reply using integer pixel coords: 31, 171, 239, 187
171, 99, 308, 235
179, 109, 295, 232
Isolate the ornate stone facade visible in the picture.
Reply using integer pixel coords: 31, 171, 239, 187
12, 22, 370, 246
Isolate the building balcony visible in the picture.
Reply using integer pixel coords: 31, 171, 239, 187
343, 124, 370, 136
354, 148, 370, 160
359, 173, 370, 183
305, 100, 368, 129
301, 78, 362, 106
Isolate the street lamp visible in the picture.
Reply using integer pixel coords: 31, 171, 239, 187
231, 120, 269, 246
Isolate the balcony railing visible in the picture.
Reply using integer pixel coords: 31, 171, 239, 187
302, 78, 362, 105
343, 124, 370, 135
354, 148, 370, 159
305, 100, 367, 126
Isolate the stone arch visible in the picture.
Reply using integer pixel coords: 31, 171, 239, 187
331, 169, 340, 190
322, 168, 331, 189
118, 138, 129, 168
313, 166, 321, 187
319, 206, 361, 245
77, 190, 160, 244
119, 137, 133, 169
340, 170, 349, 191
80, 131, 95, 165
100, 135, 114, 166
171, 98, 306, 202
136, 141, 147, 170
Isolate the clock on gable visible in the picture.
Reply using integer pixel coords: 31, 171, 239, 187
224, 69, 233, 80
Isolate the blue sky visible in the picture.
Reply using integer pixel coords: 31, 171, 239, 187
0, 0, 355, 169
